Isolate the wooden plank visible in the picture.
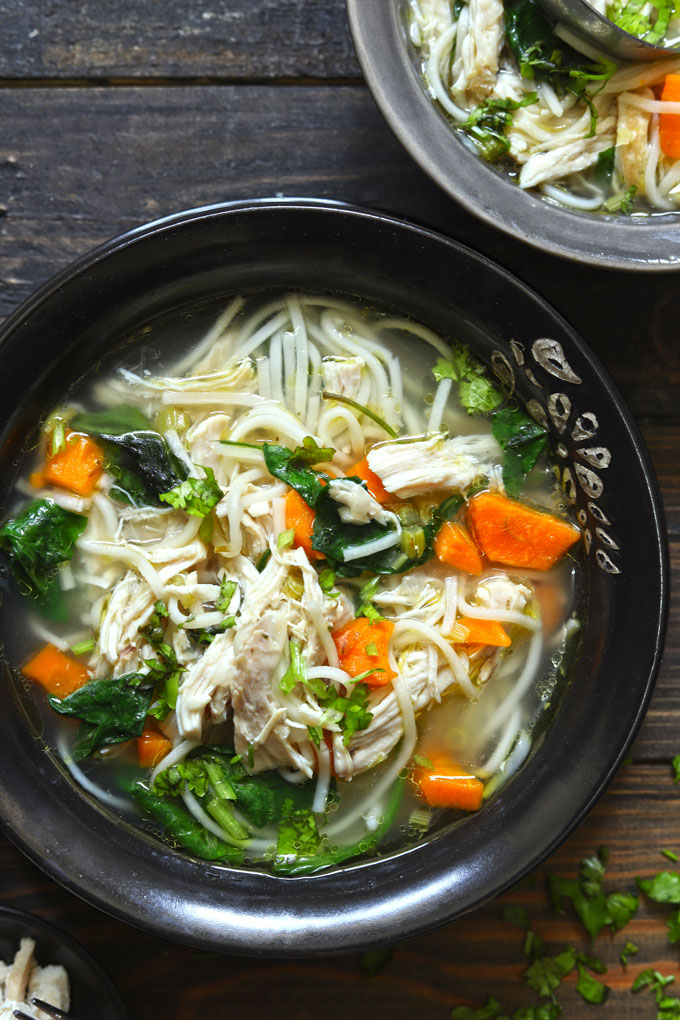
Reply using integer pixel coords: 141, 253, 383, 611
0, 0, 359, 80
0, 85, 677, 421
0, 765, 675, 1018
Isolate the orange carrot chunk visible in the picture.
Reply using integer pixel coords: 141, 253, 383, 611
43, 430, 105, 497
414, 756, 484, 811
454, 617, 511, 648
284, 488, 325, 561
332, 617, 396, 686
660, 74, 680, 159
22, 643, 91, 697
137, 721, 173, 769
347, 457, 392, 504
434, 520, 484, 574
466, 491, 580, 571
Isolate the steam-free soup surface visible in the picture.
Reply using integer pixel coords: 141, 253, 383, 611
0, 293, 581, 873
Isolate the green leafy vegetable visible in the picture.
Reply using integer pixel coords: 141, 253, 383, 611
159, 465, 222, 517
549, 846, 638, 939
49, 672, 154, 759
216, 577, 238, 614
125, 779, 243, 864
140, 600, 169, 647
594, 145, 615, 186
0, 498, 87, 620
637, 871, 680, 903
525, 947, 576, 1000
276, 800, 321, 864
607, 0, 673, 43
502, 904, 531, 930
433, 343, 503, 414
153, 759, 212, 798
620, 940, 639, 965
490, 407, 549, 496
359, 947, 393, 977
504, 0, 615, 136
461, 93, 538, 162
663, 849, 679, 862
451, 999, 506, 1020
72, 404, 187, 507
280, 639, 307, 694
263, 437, 334, 508
318, 567, 338, 595
672, 754, 680, 783
576, 962, 609, 1004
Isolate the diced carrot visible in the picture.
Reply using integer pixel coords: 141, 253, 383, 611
454, 617, 511, 648
284, 488, 325, 561
660, 74, 680, 159
43, 430, 105, 497
466, 491, 580, 571
533, 580, 566, 635
22, 643, 91, 697
434, 520, 484, 574
332, 617, 396, 686
347, 457, 392, 504
137, 721, 173, 769
414, 756, 484, 811
30, 470, 46, 489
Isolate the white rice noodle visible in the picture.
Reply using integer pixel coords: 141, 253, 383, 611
241, 483, 287, 508
602, 56, 680, 95
307, 598, 340, 668
377, 317, 453, 359
620, 93, 680, 116
256, 355, 271, 400
228, 405, 320, 447
541, 183, 605, 211
478, 630, 543, 740
287, 294, 309, 419
181, 784, 240, 843
307, 665, 353, 687
164, 428, 198, 475
312, 737, 332, 813
170, 296, 245, 376
222, 467, 261, 556
149, 738, 200, 787
28, 619, 71, 652
427, 377, 452, 432
317, 404, 364, 460
553, 22, 611, 63
272, 495, 286, 537
537, 80, 564, 117
502, 729, 532, 780
442, 575, 459, 636
342, 527, 402, 562
57, 736, 132, 814
480, 707, 522, 775
78, 539, 166, 598
426, 24, 468, 122
392, 618, 477, 700
645, 117, 676, 210
458, 584, 541, 631
230, 308, 291, 362
161, 390, 272, 408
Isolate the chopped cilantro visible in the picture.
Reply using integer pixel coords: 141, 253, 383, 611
663, 849, 679, 863
576, 962, 609, 1004
620, 940, 639, 966
432, 342, 503, 414
502, 904, 531, 930
669, 910, 680, 944
636, 871, 680, 903
215, 578, 238, 614
413, 754, 434, 770
359, 947, 393, 977
276, 800, 320, 863
525, 947, 576, 1000
460, 93, 538, 163
549, 846, 637, 939
280, 639, 307, 694
159, 464, 222, 516
672, 754, 680, 783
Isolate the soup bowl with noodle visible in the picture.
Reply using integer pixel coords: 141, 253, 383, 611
0, 200, 667, 953
347, 0, 680, 268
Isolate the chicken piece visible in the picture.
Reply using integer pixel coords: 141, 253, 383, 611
616, 91, 651, 196
5, 939, 34, 1002
176, 629, 236, 741
367, 433, 501, 498
186, 412, 231, 478
99, 570, 156, 664
513, 98, 617, 189
413, 0, 453, 39
453, 0, 505, 101
475, 574, 532, 613
327, 478, 393, 526
28, 965, 70, 1018
321, 356, 365, 399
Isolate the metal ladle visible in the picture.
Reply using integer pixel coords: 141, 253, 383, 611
538, 0, 680, 60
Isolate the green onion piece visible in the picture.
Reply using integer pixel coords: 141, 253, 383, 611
400, 526, 426, 559
409, 807, 431, 831
205, 761, 237, 802
219, 439, 264, 451
247, 743, 255, 768
365, 641, 378, 657
321, 391, 398, 438
282, 576, 304, 600
70, 639, 95, 656
255, 549, 272, 572
153, 407, 190, 434
205, 798, 250, 847
277, 528, 295, 549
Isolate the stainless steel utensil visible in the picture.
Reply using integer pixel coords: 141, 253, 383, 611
539, 0, 680, 60
14, 997, 75, 1020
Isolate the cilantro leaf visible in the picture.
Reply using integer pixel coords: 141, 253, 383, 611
502, 904, 531, 930
359, 947, 393, 977
549, 847, 637, 940
525, 947, 576, 1000
460, 93, 538, 163
669, 910, 680, 944
263, 438, 334, 508
576, 962, 609, 1004
451, 999, 506, 1020
280, 639, 307, 694
620, 940, 639, 966
153, 759, 211, 798
672, 754, 680, 783
276, 800, 320, 864
637, 871, 680, 903
432, 342, 503, 414
216, 577, 238, 614
159, 464, 222, 517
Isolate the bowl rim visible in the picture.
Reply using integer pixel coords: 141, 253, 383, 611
0, 198, 669, 955
346, 0, 680, 271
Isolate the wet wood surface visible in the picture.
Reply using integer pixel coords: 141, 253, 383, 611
0, 2, 678, 1018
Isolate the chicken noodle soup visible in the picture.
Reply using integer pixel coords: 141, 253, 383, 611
1, 294, 582, 874
408, 0, 680, 213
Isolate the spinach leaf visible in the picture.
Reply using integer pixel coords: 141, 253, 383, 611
263, 437, 334, 508
461, 93, 538, 163
594, 145, 615, 186
72, 404, 187, 507
49, 671, 154, 759
159, 465, 222, 516
491, 406, 549, 496
0, 498, 87, 620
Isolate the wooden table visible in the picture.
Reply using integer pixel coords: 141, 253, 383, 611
0, 2, 677, 1017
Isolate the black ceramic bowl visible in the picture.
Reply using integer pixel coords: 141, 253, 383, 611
0, 199, 668, 955
0, 906, 127, 1018
346, 1, 680, 269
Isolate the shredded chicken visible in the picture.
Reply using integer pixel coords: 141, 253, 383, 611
321, 356, 365, 398
475, 574, 532, 613
616, 91, 652, 196
0, 939, 69, 1020
327, 478, 392, 526
453, 0, 505, 101
367, 433, 501, 497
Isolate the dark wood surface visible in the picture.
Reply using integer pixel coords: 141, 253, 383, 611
0, 2, 678, 1017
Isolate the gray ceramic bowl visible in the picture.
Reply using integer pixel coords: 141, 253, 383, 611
0, 200, 668, 955
346, 0, 680, 269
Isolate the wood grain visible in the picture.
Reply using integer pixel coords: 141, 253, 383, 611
0, 765, 676, 1019
0, 0, 359, 81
